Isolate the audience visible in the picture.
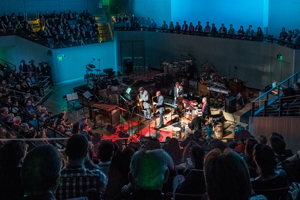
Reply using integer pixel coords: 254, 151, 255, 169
97, 140, 114, 176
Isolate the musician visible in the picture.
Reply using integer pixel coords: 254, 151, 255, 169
138, 87, 151, 121
201, 97, 211, 116
153, 91, 165, 129
188, 112, 202, 134
173, 82, 184, 114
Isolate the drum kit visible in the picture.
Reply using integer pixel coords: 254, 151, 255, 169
162, 60, 195, 77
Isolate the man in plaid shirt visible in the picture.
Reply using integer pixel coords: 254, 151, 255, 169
56, 135, 107, 200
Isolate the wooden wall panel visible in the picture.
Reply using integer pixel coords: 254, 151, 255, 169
249, 117, 300, 153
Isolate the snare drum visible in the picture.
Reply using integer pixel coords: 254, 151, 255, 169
172, 127, 182, 139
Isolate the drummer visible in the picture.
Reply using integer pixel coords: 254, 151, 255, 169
173, 82, 184, 114
188, 111, 203, 137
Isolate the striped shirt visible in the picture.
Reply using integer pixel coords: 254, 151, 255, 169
56, 165, 107, 200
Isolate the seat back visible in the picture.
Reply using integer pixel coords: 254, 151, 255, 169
175, 193, 207, 200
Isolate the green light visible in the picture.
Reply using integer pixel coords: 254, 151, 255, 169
57, 56, 64, 60
126, 87, 131, 94
277, 53, 282, 61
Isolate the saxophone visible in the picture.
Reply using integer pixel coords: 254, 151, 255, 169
136, 94, 143, 109
150, 96, 157, 113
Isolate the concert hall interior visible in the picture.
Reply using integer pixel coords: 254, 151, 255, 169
1, 0, 300, 200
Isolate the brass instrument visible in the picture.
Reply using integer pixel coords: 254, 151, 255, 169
136, 94, 143, 109
150, 96, 157, 113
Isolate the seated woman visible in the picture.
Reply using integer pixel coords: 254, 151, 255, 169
236, 26, 245, 39
25, 99, 36, 115
210, 23, 218, 36
256, 27, 264, 41
169, 22, 174, 33
56, 111, 73, 130
251, 143, 289, 199
189, 22, 194, 35
173, 145, 206, 197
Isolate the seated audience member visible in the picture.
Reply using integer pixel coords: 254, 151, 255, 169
77, 116, 87, 128
5, 113, 14, 127
219, 23, 227, 37
252, 143, 289, 199
258, 135, 267, 144
270, 135, 288, 164
285, 30, 293, 43
104, 147, 135, 199
174, 22, 181, 33
145, 137, 161, 150
163, 138, 182, 165
72, 122, 81, 134
149, 19, 156, 31
1, 13, 10, 22
0, 140, 27, 200
204, 21, 211, 35
271, 132, 293, 157
256, 27, 264, 41
210, 23, 218, 36
189, 22, 194, 34
15, 21, 23, 33
204, 148, 251, 200
182, 21, 188, 34
282, 150, 300, 183
56, 135, 108, 199
11, 116, 22, 131
169, 21, 174, 33
21, 145, 62, 200
56, 112, 72, 130
227, 24, 235, 37
173, 145, 205, 196
97, 140, 114, 176
25, 99, 36, 115
0, 107, 9, 121
81, 123, 91, 141
279, 27, 288, 40
0, 21, 7, 34
195, 21, 202, 35
7, 21, 15, 34
244, 138, 258, 178
237, 25, 245, 39
292, 29, 299, 43
161, 21, 168, 32
243, 25, 254, 40
128, 149, 173, 200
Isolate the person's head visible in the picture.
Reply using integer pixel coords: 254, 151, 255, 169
139, 87, 144, 94
208, 139, 229, 151
295, 29, 299, 34
294, 82, 300, 91
57, 125, 65, 133
204, 148, 251, 200
72, 123, 80, 134
206, 22, 209, 25
129, 149, 171, 190
269, 136, 285, 156
227, 138, 237, 149
20, 60, 25, 66
6, 113, 14, 122
258, 135, 267, 144
245, 138, 258, 157
258, 27, 261, 31
202, 97, 207, 104
282, 27, 285, 32
176, 22, 179, 25
82, 123, 89, 131
190, 22, 193, 25
145, 138, 160, 150
26, 99, 32, 106
222, 23, 224, 27
249, 25, 252, 29
13, 116, 22, 125
288, 30, 293, 35
163, 20, 166, 24
183, 21, 186, 24
0, 107, 9, 116
271, 132, 284, 140
253, 143, 277, 178
97, 140, 114, 162
156, 91, 161, 97
66, 134, 88, 161
240, 26, 244, 30
198, 21, 201, 25
21, 145, 62, 195
0, 140, 27, 170
175, 82, 179, 88
212, 23, 215, 27
190, 145, 204, 169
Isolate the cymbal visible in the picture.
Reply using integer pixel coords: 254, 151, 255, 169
88, 64, 96, 68
86, 66, 93, 72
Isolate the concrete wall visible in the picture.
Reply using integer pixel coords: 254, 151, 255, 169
0, 36, 116, 84
51, 41, 116, 84
115, 31, 299, 90
0, 0, 101, 17
268, 0, 300, 36
0, 36, 53, 69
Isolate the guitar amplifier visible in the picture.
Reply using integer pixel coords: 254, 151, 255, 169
189, 80, 198, 89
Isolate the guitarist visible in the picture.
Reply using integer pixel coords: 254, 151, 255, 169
138, 87, 151, 122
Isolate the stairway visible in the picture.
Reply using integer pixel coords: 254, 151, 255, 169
95, 15, 113, 42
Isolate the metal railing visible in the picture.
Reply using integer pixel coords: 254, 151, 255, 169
0, 59, 17, 71
252, 70, 300, 116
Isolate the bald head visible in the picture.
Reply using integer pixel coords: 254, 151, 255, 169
202, 97, 207, 104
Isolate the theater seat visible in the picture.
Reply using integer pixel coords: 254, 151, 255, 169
253, 187, 289, 200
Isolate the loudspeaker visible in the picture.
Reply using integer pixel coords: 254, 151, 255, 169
225, 96, 236, 113
106, 125, 117, 134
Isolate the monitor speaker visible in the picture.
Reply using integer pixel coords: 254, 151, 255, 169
225, 96, 236, 113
